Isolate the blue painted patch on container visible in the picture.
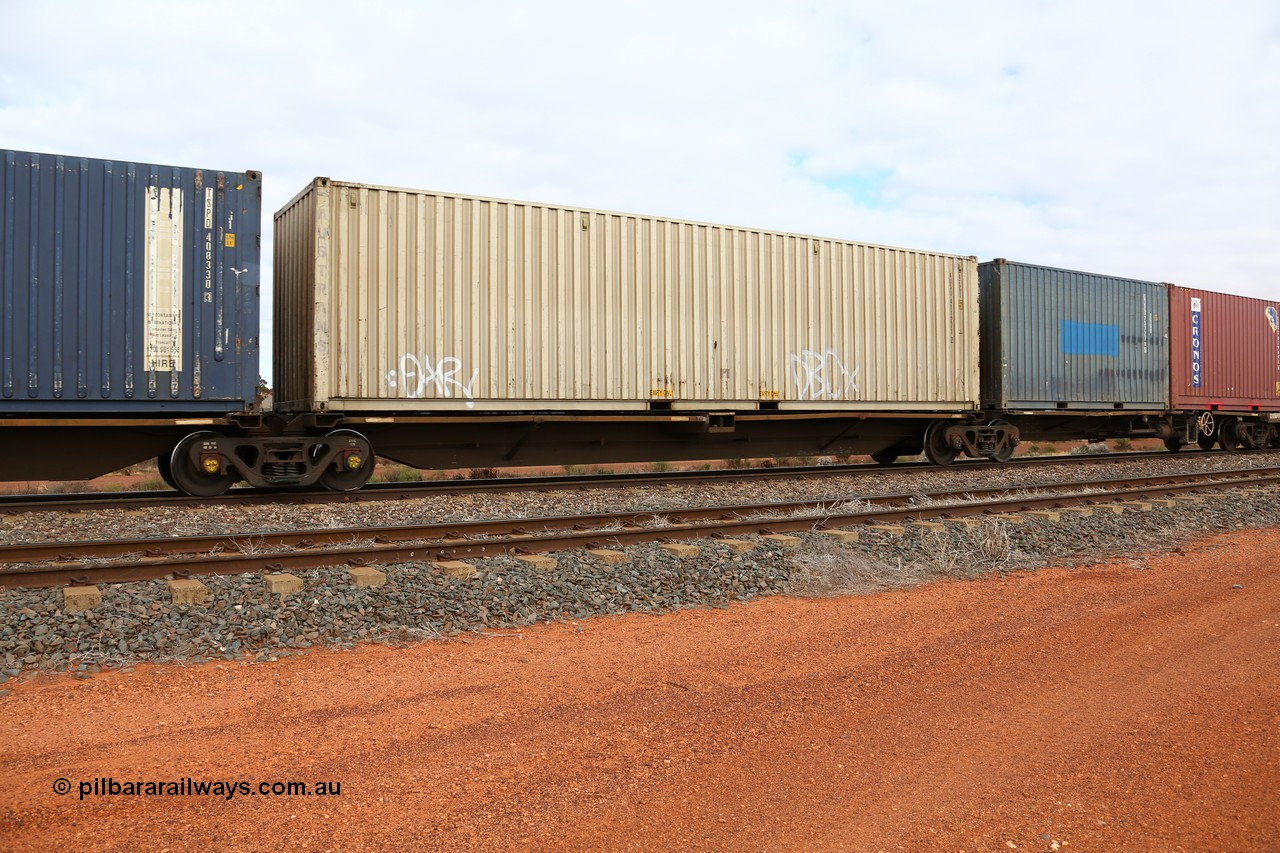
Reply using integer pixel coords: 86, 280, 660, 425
1060, 320, 1120, 357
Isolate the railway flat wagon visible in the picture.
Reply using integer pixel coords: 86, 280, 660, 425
1166, 285, 1280, 450
273, 179, 1007, 471
0, 148, 262, 482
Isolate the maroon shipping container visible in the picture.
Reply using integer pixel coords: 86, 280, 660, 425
1169, 285, 1280, 412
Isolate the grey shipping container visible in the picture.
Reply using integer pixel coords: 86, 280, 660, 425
978, 259, 1168, 410
274, 179, 980, 414
0, 148, 261, 413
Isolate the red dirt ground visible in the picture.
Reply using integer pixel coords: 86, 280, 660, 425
1, 526, 1276, 851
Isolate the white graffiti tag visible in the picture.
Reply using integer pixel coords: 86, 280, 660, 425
790, 349, 860, 400
386, 354, 480, 408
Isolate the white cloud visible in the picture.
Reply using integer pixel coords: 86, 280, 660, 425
2, 0, 1276, 376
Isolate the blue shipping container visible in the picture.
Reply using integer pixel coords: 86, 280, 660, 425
0, 148, 260, 412
979, 259, 1169, 410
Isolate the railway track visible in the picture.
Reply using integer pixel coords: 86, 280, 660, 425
4, 465, 1276, 589
0, 447, 1259, 514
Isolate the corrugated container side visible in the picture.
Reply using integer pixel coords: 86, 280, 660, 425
274, 180, 980, 413
1168, 285, 1280, 412
0, 148, 260, 412
273, 181, 320, 409
979, 260, 1169, 410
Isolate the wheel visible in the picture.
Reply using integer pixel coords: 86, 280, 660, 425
316, 429, 375, 491
1270, 427, 1280, 449
869, 448, 898, 466
987, 418, 1015, 463
169, 431, 238, 497
1218, 418, 1243, 452
1196, 431, 1217, 450
156, 452, 177, 489
1162, 436, 1184, 452
923, 421, 958, 466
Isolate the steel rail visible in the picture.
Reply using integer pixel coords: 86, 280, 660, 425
3, 468, 1276, 589
2, 467, 1271, 565
0, 447, 1258, 514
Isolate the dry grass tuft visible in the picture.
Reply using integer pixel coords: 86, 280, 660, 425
787, 523, 1022, 598
914, 524, 1017, 577
787, 540, 932, 597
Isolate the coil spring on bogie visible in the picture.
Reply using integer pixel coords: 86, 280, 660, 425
262, 462, 306, 478
972, 428, 998, 453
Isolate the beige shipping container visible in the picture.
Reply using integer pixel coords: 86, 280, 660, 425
274, 179, 980, 414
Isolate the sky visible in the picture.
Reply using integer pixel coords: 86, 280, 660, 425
2, 0, 1277, 379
